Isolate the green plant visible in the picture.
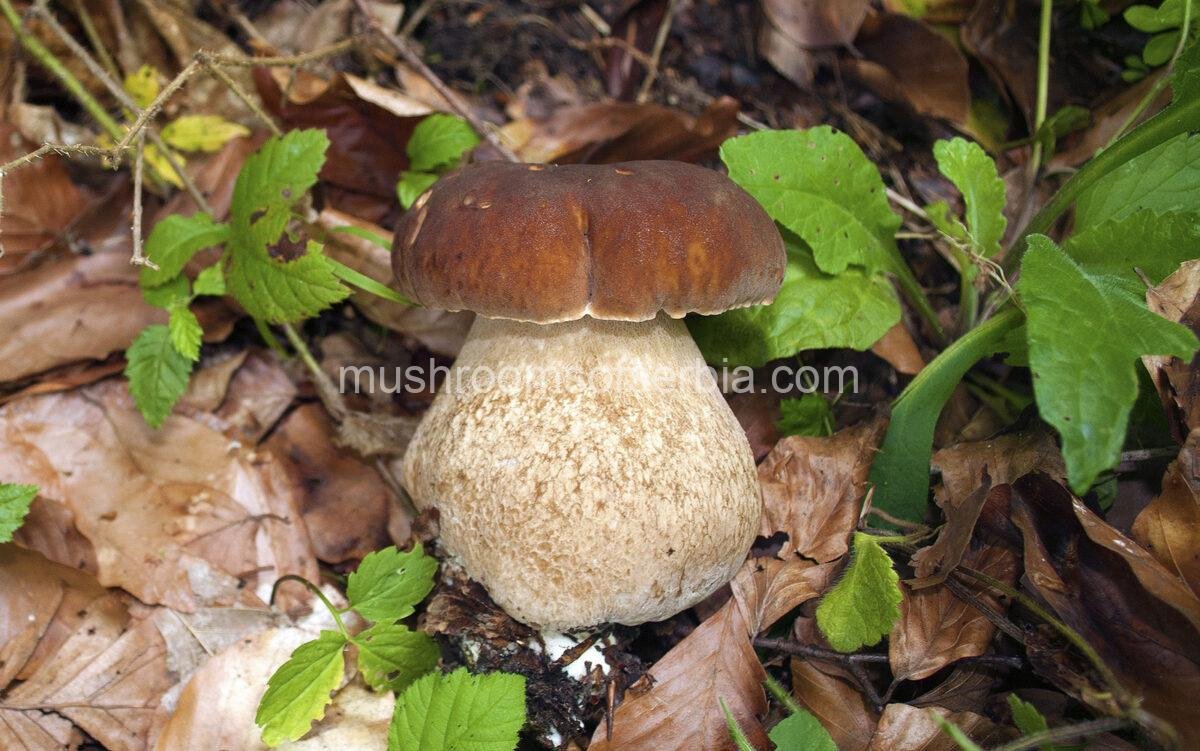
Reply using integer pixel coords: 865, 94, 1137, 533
776, 394, 834, 438
724, 677, 837, 750
0, 482, 38, 543
396, 113, 480, 208
256, 544, 526, 749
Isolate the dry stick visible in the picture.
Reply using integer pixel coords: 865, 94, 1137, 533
399, 0, 440, 39
68, 0, 120, 81
200, 56, 283, 137
350, 0, 521, 163
635, 0, 681, 103
0, 144, 110, 257
203, 37, 361, 68
753, 637, 886, 711
130, 131, 155, 268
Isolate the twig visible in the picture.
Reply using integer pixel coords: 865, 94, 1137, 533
0, 143, 109, 258
199, 55, 283, 136
399, 0, 439, 39
202, 37, 361, 68
635, 0, 680, 103
350, 0, 521, 162
990, 717, 1128, 751
115, 59, 203, 153
68, 0, 120, 81
886, 186, 929, 222
129, 132, 155, 268
753, 637, 886, 711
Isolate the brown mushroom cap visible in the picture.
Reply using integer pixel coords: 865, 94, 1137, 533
391, 160, 785, 323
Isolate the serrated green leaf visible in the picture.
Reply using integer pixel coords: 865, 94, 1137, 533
142, 274, 191, 309
140, 213, 230, 288
688, 237, 899, 366
815, 533, 902, 653
225, 240, 349, 324
397, 170, 439, 209
346, 544, 438, 623
1075, 134, 1200, 228
776, 395, 834, 438
721, 700, 758, 751
0, 483, 38, 543
168, 305, 203, 361
231, 129, 329, 231
406, 114, 480, 173
1063, 209, 1200, 293
161, 115, 250, 153
124, 325, 194, 429
1019, 235, 1198, 492
720, 128, 901, 275
354, 623, 440, 693
935, 716, 985, 751
123, 64, 159, 109
256, 630, 347, 747
388, 668, 526, 751
193, 264, 226, 297
768, 708, 838, 751
932, 138, 1007, 258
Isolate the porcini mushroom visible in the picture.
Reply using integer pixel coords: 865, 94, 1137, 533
393, 160, 785, 630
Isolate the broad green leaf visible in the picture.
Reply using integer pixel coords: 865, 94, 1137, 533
721, 700, 758, 751
406, 114, 480, 173
720, 128, 901, 275
140, 213, 230, 288
776, 395, 834, 437
388, 668, 526, 751
689, 238, 899, 366
142, 274, 190, 309
256, 630, 347, 747
1126, 0, 1185, 32
1144, 30, 1181, 66
123, 64, 159, 109
0, 483, 38, 543
230, 129, 329, 232
815, 533, 902, 653
1063, 209, 1200, 294
168, 305, 203, 361
161, 115, 250, 153
354, 623, 440, 693
768, 708, 838, 751
124, 325, 194, 429
346, 544, 438, 623
397, 170, 439, 209
1006, 694, 1077, 751
932, 138, 1007, 258
935, 716, 985, 751
193, 264, 226, 297
1019, 235, 1198, 491
224, 240, 349, 324
1075, 134, 1200, 228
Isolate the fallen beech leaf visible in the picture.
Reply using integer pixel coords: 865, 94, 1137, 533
867, 704, 1012, 750
789, 619, 878, 751
1133, 432, 1200, 596
0, 378, 318, 613
731, 557, 837, 636
1143, 259, 1200, 441
757, 419, 886, 562
761, 0, 869, 48
589, 602, 769, 751
1010, 473, 1200, 745
845, 12, 970, 124
889, 541, 1017, 681
871, 322, 925, 375
0, 124, 87, 268
500, 97, 739, 165
209, 350, 298, 444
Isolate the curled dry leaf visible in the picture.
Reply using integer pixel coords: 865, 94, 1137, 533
0, 378, 318, 614
1143, 259, 1200, 442
1133, 431, 1200, 597
757, 418, 887, 562
790, 618, 878, 751
0, 124, 87, 268
761, 0, 869, 48
731, 556, 837, 636
500, 97, 740, 165
1010, 473, 1200, 746
867, 703, 1013, 751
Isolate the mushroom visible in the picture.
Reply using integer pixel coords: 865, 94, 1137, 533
392, 160, 785, 631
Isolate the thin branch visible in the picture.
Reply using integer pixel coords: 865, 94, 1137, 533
399, 0, 439, 39
990, 716, 1128, 751
68, 0, 120, 81
202, 37, 361, 68
115, 59, 203, 152
635, 0, 680, 103
199, 55, 283, 136
753, 637, 886, 712
129, 132, 155, 268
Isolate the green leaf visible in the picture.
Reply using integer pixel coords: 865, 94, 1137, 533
225, 240, 349, 324
688, 238, 899, 366
1126, 0, 1185, 33
1006, 694, 1078, 751
230, 129, 329, 232
139, 213, 230, 288
330, 225, 392, 250
1144, 30, 1182, 66
354, 623, 440, 693
1063, 209, 1200, 293
193, 264, 226, 297
1019, 235, 1198, 492
935, 716, 985, 751
721, 700, 758, 751
167, 305, 203, 361
328, 258, 414, 305
397, 170, 439, 209
720, 128, 901, 275
777, 395, 834, 438
406, 114, 480, 173
932, 138, 1007, 258
123, 64, 159, 109
161, 115, 250, 153
1075, 134, 1200, 228
0, 483, 38, 543
815, 533, 902, 653
388, 668, 526, 751
124, 325, 194, 429
768, 709, 838, 751
256, 630, 347, 747
346, 544, 438, 623
142, 274, 191, 309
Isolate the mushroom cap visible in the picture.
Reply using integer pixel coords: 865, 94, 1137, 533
391, 160, 786, 323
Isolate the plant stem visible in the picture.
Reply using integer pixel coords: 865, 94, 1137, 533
990, 717, 1127, 751
0, 0, 124, 140
1029, 0, 1053, 176
1107, 0, 1194, 147
270, 574, 351, 636
890, 255, 947, 344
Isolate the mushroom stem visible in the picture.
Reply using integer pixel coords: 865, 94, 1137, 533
403, 313, 761, 630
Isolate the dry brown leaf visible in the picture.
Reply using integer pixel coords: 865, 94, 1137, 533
890, 541, 1017, 681
1144, 259, 1200, 441
757, 419, 886, 562
868, 704, 1012, 750
589, 601, 769, 751
790, 656, 878, 750
730, 556, 836, 636
501, 97, 739, 165
1011, 473, 1200, 745
871, 322, 925, 375
0, 124, 87, 268
207, 349, 298, 444
761, 0, 869, 48
0, 378, 318, 613
1133, 432, 1200, 597
845, 12, 970, 124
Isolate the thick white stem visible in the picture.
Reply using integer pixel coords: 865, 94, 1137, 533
403, 314, 761, 630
